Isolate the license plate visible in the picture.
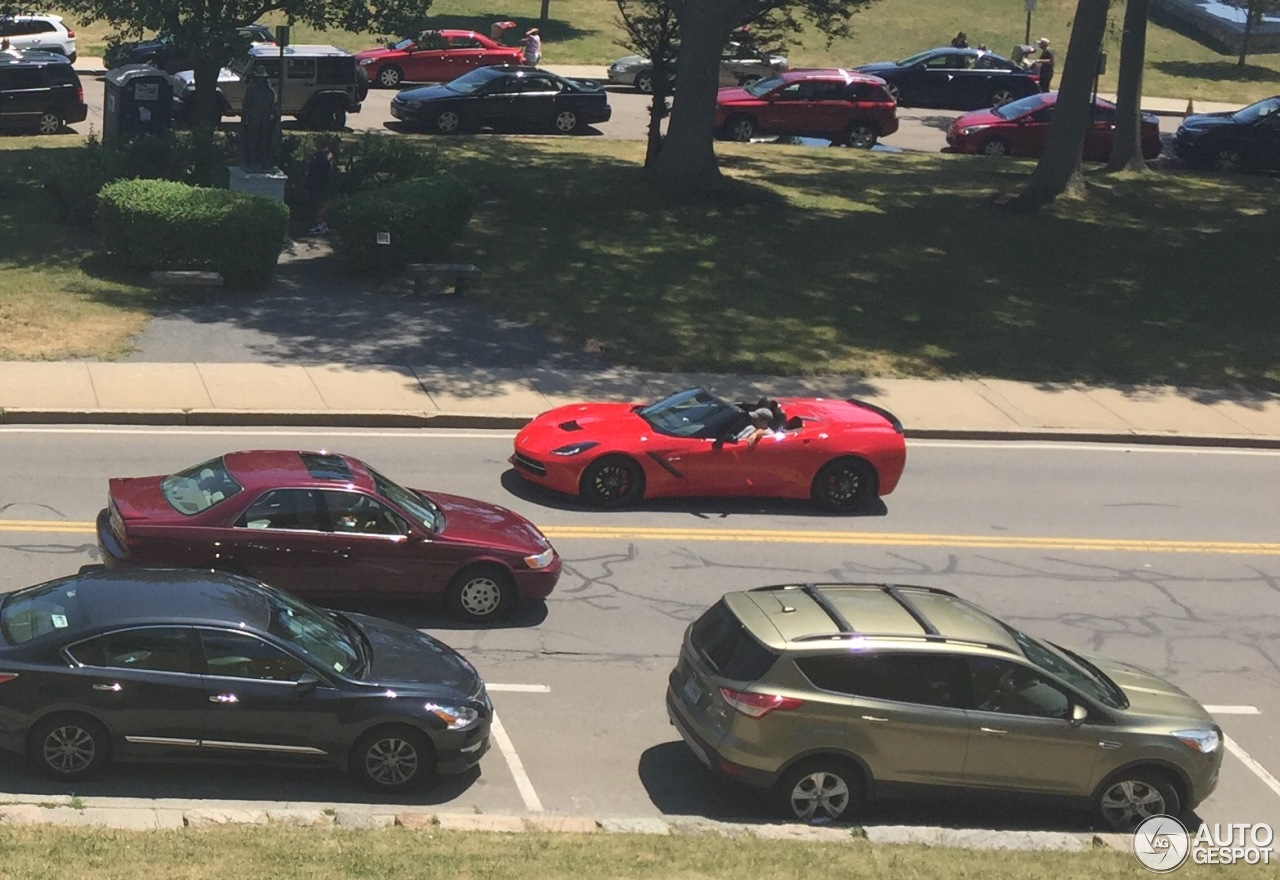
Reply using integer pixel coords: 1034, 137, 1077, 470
682, 674, 702, 707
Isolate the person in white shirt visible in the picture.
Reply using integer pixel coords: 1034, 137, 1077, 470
522, 28, 542, 67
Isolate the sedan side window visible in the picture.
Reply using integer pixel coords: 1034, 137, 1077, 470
199, 629, 310, 682
236, 489, 325, 531
969, 657, 1071, 719
795, 652, 970, 709
320, 490, 409, 535
69, 627, 198, 674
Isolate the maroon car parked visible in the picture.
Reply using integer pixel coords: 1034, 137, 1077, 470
356, 29, 524, 88
945, 92, 1163, 160
96, 451, 560, 621
715, 68, 899, 148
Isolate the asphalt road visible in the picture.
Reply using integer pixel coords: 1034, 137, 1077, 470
72, 73, 1185, 155
1, 426, 1278, 831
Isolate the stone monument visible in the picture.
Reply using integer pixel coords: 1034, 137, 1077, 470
229, 68, 287, 201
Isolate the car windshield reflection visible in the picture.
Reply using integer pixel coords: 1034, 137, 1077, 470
992, 93, 1048, 119
744, 75, 784, 97
446, 66, 503, 94
637, 388, 743, 438
1233, 97, 1280, 124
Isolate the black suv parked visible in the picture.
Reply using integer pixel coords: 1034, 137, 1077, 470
0, 53, 87, 134
104, 24, 275, 74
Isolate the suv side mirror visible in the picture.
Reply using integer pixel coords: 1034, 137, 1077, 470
1069, 704, 1088, 726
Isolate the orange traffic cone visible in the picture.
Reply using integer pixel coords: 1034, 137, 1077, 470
1185, 98, 1195, 116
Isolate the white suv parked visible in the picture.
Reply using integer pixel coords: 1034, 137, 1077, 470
0, 14, 77, 62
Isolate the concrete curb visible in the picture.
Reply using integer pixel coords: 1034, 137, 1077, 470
0, 801, 1107, 851
5, 407, 1280, 450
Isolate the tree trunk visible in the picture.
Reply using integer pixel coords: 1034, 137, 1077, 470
1106, 0, 1150, 172
1012, 0, 1112, 210
645, 67, 672, 167
190, 56, 225, 132
1237, 0, 1256, 67
650, 0, 743, 194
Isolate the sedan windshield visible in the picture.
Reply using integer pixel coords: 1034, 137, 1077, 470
446, 66, 504, 94
1234, 96, 1280, 124
638, 388, 743, 438
744, 75, 785, 97
897, 49, 935, 66
1001, 622, 1125, 709
992, 93, 1049, 119
262, 586, 362, 675
369, 467, 443, 531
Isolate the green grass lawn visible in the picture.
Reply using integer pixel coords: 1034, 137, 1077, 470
2, 136, 1278, 390
57, 0, 1280, 105
0, 825, 1264, 880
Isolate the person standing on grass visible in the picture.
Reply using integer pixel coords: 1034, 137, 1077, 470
306, 138, 335, 236
1035, 37, 1055, 92
521, 28, 542, 67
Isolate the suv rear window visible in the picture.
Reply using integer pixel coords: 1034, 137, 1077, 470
690, 601, 776, 680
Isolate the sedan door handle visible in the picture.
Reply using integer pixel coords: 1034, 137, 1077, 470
92, 683, 122, 692
979, 726, 1008, 735
209, 693, 239, 704
333, 549, 351, 560
860, 715, 889, 723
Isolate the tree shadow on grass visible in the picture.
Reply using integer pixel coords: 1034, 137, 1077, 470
417, 13, 593, 45
1152, 59, 1280, 86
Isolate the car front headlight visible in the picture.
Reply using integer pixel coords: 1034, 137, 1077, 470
551, 441, 599, 456
425, 703, 480, 730
524, 547, 556, 569
961, 125, 990, 136
1173, 728, 1220, 754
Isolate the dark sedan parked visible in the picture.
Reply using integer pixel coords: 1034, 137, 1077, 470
391, 65, 611, 134
0, 569, 491, 790
1174, 95, 1280, 173
104, 24, 274, 73
855, 47, 1040, 110
96, 450, 560, 621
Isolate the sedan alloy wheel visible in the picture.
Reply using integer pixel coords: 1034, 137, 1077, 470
991, 88, 1015, 108
1210, 145, 1245, 173
435, 109, 462, 134
377, 66, 403, 88
727, 115, 755, 142
37, 111, 63, 135
447, 567, 513, 620
845, 122, 878, 149
353, 727, 432, 791
980, 137, 1010, 157
29, 716, 110, 780
554, 109, 580, 134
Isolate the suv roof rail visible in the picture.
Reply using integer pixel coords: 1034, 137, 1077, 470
884, 585, 939, 635
791, 631, 1016, 654
800, 582, 853, 632
750, 582, 959, 598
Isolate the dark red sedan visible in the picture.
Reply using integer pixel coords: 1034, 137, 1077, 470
945, 92, 1162, 160
715, 68, 899, 148
96, 451, 560, 621
356, 29, 524, 89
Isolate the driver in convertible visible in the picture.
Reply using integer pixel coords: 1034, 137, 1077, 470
745, 407, 777, 447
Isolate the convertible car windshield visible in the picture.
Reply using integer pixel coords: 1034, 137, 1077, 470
638, 388, 743, 438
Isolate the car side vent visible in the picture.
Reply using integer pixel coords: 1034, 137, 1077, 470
558, 420, 583, 431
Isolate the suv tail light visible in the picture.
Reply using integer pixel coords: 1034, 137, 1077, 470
719, 687, 802, 718
67, 28, 77, 38
0, 673, 19, 684
76, 84, 84, 104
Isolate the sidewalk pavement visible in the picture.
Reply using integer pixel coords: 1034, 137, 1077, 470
2, 362, 1279, 446
0, 795, 1129, 854
70, 56, 1245, 117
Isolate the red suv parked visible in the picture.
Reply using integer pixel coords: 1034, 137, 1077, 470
715, 68, 898, 148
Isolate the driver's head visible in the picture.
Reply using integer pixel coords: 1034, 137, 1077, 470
748, 407, 773, 428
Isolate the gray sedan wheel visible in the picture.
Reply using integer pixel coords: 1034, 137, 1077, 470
351, 726, 433, 791
726, 115, 755, 142
991, 88, 1015, 108
554, 109, 580, 134
980, 137, 1010, 157
435, 109, 462, 134
844, 122, 878, 149
377, 65, 403, 88
634, 70, 654, 94
446, 566, 514, 620
1209, 145, 1245, 173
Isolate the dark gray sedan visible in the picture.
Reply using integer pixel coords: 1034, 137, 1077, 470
855, 47, 1040, 110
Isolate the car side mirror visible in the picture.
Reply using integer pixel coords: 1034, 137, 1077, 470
295, 672, 320, 694
1069, 704, 1088, 726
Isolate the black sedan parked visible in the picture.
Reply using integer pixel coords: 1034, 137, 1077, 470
1173, 95, 1280, 173
0, 569, 491, 790
854, 47, 1040, 110
391, 65, 611, 135
103, 24, 274, 73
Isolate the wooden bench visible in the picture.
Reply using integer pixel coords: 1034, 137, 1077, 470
407, 263, 482, 295
150, 271, 224, 290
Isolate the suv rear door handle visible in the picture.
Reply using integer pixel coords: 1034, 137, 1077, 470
979, 726, 1008, 735
860, 715, 888, 723
92, 682, 122, 691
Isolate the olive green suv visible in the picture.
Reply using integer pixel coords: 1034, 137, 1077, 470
666, 583, 1222, 830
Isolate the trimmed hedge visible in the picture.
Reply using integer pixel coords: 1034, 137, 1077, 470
329, 174, 476, 273
98, 179, 289, 290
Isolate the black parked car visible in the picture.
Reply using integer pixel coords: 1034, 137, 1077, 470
0, 569, 491, 791
104, 24, 275, 74
1173, 96, 1280, 174
0, 53, 86, 134
391, 65, 611, 135
854, 47, 1040, 110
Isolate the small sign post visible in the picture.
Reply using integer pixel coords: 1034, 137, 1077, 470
1024, 0, 1036, 44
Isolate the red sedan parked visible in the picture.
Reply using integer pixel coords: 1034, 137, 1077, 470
945, 92, 1163, 160
356, 29, 524, 88
715, 68, 899, 148
96, 450, 560, 621
511, 387, 906, 512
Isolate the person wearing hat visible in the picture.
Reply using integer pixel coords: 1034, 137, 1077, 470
521, 28, 542, 67
744, 406, 776, 447
1034, 37, 1055, 92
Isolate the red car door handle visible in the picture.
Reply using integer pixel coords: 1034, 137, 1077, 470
333, 548, 351, 560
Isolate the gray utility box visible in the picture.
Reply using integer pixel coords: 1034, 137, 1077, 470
103, 64, 175, 140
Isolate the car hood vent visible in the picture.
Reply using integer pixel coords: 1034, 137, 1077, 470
558, 420, 584, 431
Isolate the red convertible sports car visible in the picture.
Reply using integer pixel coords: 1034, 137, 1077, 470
96, 450, 560, 621
511, 387, 906, 512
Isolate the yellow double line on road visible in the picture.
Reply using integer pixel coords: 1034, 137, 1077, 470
7, 518, 1279, 556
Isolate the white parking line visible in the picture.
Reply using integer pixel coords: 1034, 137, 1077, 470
1207, 705, 1262, 715
488, 684, 551, 693
1224, 735, 1280, 802
489, 710, 543, 812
